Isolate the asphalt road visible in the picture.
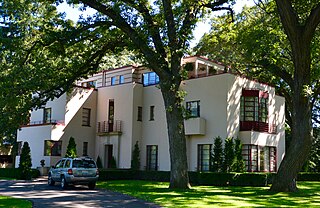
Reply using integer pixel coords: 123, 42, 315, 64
0, 177, 161, 208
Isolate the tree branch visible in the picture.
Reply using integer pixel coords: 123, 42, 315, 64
304, 3, 320, 43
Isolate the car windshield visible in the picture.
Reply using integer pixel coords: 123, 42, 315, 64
72, 159, 96, 168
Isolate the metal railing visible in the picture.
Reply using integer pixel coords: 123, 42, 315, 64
23, 120, 65, 126
97, 120, 122, 133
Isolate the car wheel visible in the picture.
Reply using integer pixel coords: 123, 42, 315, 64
88, 182, 96, 190
61, 176, 68, 189
48, 174, 55, 186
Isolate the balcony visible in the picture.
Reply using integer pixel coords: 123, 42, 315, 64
184, 117, 206, 135
240, 121, 277, 134
97, 120, 122, 136
21, 120, 65, 127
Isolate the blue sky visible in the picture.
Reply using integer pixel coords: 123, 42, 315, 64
57, 0, 255, 47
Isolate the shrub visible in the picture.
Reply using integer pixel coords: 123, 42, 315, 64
297, 172, 320, 181
198, 172, 233, 186
231, 138, 246, 172
231, 173, 267, 187
131, 141, 140, 170
98, 169, 136, 181
65, 137, 77, 158
223, 137, 234, 172
110, 156, 117, 169
0, 168, 22, 179
96, 156, 103, 169
19, 142, 32, 180
211, 136, 223, 172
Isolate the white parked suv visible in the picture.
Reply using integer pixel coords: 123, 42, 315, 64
48, 157, 99, 189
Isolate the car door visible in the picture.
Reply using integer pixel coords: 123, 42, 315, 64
52, 159, 65, 181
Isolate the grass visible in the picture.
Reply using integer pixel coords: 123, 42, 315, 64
0, 196, 32, 208
97, 180, 320, 207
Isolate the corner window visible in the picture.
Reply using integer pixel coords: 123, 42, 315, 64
119, 75, 124, 84
111, 76, 117, 86
150, 106, 155, 121
146, 145, 158, 170
186, 101, 200, 117
143, 72, 159, 86
198, 144, 212, 172
43, 108, 52, 123
260, 146, 277, 172
82, 108, 91, 126
242, 144, 258, 172
44, 140, 62, 156
137, 106, 142, 121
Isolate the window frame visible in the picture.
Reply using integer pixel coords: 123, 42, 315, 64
44, 140, 62, 156
146, 145, 158, 171
119, 75, 125, 84
82, 108, 91, 126
186, 100, 200, 118
197, 144, 212, 172
43, 108, 52, 124
143, 72, 160, 86
111, 76, 117, 86
149, 106, 155, 121
137, 106, 142, 121
83, 142, 88, 156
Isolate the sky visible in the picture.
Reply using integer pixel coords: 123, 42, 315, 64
57, 0, 255, 47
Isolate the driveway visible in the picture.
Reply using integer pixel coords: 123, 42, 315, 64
0, 177, 161, 208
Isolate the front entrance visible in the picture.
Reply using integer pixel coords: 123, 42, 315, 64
104, 145, 113, 168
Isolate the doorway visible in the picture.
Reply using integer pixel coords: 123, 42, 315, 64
104, 145, 113, 168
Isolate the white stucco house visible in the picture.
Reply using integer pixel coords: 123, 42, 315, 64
16, 56, 285, 172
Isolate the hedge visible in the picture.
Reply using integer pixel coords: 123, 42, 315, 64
0, 168, 40, 179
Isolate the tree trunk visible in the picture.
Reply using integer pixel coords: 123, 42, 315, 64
159, 63, 190, 189
270, 26, 313, 191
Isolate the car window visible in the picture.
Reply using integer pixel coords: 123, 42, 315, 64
55, 159, 65, 168
72, 159, 96, 168
64, 159, 71, 168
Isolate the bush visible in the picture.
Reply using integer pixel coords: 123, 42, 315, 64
297, 172, 320, 181
223, 138, 234, 172
96, 156, 103, 169
137, 171, 170, 182
231, 138, 246, 172
65, 137, 77, 158
98, 169, 136, 181
19, 142, 32, 180
231, 173, 267, 187
131, 141, 140, 170
198, 172, 233, 186
212, 136, 223, 172
0, 168, 22, 179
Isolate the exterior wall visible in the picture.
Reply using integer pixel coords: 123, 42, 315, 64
95, 83, 135, 169
30, 94, 66, 123
141, 85, 170, 171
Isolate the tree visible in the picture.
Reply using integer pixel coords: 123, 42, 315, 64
270, 0, 320, 192
65, 137, 77, 158
231, 138, 245, 172
223, 137, 234, 172
96, 156, 103, 169
131, 141, 140, 170
19, 142, 32, 180
211, 136, 223, 172
196, 1, 320, 192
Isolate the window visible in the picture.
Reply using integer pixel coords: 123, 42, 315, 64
44, 140, 62, 156
260, 146, 277, 172
150, 106, 155, 121
242, 144, 258, 172
111, 76, 117, 86
186, 101, 200, 117
119, 75, 125, 84
137, 106, 142, 121
240, 90, 269, 132
82, 108, 91, 126
82, 81, 96, 88
17, 141, 22, 156
146, 145, 158, 170
54, 159, 65, 168
198, 144, 212, 172
43, 108, 52, 123
143, 72, 159, 86
83, 142, 88, 156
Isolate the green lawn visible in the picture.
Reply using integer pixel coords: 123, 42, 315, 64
0, 196, 32, 208
97, 180, 320, 207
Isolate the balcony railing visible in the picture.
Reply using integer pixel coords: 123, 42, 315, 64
22, 120, 65, 127
97, 120, 122, 134
240, 121, 277, 134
